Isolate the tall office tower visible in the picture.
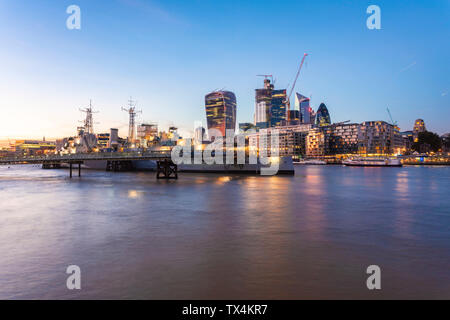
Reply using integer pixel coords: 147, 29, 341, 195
315, 103, 331, 127
254, 102, 267, 127
205, 91, 237, 138
270, 89, 287, 127
295, 93, 313, 124
255, 79, 273, 129
254, 78, 287, 128
413, 119, 426, 142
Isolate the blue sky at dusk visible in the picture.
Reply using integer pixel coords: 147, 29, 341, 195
0, 0, 449, 139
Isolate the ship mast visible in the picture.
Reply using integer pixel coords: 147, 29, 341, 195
79, 99, 98, 135
122, 97, 141, 146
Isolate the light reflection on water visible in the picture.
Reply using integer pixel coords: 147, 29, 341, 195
0, 165, 449, 299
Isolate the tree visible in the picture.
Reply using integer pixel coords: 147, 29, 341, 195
443, 134, 450, 152
412, 131, 442, 153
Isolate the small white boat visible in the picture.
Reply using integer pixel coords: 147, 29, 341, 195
343, 157, 402, 167
295, 159, 327, 165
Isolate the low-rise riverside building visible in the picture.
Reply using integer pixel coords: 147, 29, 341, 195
358, 121, 403, 155
248, 120, 404, 160
306, 123, 360, 157
248, 124, 312, 161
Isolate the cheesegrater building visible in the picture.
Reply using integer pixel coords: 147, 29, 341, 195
295, 93, 314, 124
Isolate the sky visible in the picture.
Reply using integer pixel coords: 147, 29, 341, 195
0, 0, 449, 140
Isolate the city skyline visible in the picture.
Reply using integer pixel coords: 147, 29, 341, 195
0, 0, 449, 140
1, 1, 450, 303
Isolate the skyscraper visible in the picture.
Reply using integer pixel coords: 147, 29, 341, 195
254, 78, 287, 128
255, 79, 273, 129
205, 91, 237, 138
270, 89, 287, 127
295, 93, 313, 124
315, 103, 331, 127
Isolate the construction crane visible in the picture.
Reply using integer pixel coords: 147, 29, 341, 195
334, 120, 351, 125
286, 53, 308, 122
386, 107, 398, 126
256, 74, 273, 82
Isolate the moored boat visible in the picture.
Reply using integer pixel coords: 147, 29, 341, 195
179, 156, 294, 175
343, 157, 402, 167
295, 159, 327, 165
60, 157, 294, 175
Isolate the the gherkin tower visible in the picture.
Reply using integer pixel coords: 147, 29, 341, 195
315, 103, 331, 127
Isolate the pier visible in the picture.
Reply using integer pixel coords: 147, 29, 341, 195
0, 151, 178, 179
399, 154, 450, 165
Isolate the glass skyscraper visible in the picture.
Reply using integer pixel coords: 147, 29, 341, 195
255, 79, 287, 128
295, 93, 313, 124
315, 103, 331, 127
205, 91, 237, 138
255, 79, 273, 129
270, 89, 287, 127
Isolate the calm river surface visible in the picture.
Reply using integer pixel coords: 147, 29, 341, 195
0, 165, 449, 299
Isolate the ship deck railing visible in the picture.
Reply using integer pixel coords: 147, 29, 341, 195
0, 151, 173, 165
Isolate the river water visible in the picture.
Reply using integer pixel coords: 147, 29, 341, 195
0, 164, 449, 299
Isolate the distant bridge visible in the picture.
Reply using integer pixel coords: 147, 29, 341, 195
0, 151, 178, 179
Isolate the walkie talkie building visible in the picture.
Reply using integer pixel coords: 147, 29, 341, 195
205, 91, 237, 138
